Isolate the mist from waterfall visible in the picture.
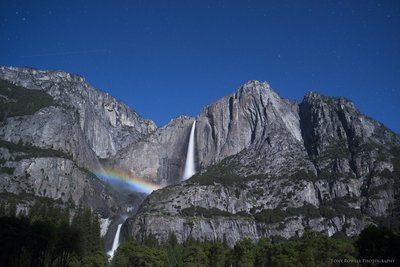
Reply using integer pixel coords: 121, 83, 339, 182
107, 223, 122, 260
182, 121, 196, 180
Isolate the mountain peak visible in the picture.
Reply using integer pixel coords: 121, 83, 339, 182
241, 80, 272, 93
235, 80, 282, 104
243, 79, 270, 86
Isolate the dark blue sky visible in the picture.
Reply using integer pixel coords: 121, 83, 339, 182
1, 0, 399, 133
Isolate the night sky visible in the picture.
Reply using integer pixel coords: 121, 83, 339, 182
1, 0, 399, 133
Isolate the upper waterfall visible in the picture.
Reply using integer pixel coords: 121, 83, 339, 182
182, 121, 196, 180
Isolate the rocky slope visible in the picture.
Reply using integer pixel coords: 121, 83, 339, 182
0, 66, 156, 159
112, 115, 195, 185
125, 81, 400, 246
1, 66, 399, 248
0, 67, 155, 218
116, 81, 313, 184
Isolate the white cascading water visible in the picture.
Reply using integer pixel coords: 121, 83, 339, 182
182, 121, 196, 180
107, 223, 122, 260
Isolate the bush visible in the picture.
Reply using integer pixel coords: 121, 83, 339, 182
290, 170, 317, 181
0, 139, 72, 160
112, 240, 167, 267
356, 225, 400, 263
322, 197, 363, 219
254, 204, 320, 224
181, 206, 233, 218
0, 79, 56, 122
189, 159, 243, 186
188, 158, 266, 187
0, 166, 15, 174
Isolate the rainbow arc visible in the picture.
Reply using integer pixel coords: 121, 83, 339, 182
95, 168, 161, 194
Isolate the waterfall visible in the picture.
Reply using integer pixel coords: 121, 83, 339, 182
182, 121, 196, 180
107, 223, 122, 260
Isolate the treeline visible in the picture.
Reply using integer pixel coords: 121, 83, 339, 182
1, 199, 399, 267
0, 201, 106, 267
112, 227, 400, 267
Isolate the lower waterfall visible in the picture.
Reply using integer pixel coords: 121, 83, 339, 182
107, 223, 122, 260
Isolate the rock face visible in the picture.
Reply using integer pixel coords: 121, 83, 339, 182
196, 81, 305, 170
0, 156, 116, 215
125, 81, 400, 246
113, 116, 194, 185
116, 81, 313, 185
0, 106, 100, 171
195, 81, 314, 178
0, 67, 155, 217
0, 66, 156, 159
1, 66, 399, 247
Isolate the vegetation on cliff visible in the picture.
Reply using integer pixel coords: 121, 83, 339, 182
0, 79, 56, 122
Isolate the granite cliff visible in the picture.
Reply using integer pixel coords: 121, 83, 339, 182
0, 67, 154, 218
114, 81, 310, 184
0, 67, 156, 159
0, 66, 399, 248
124, 81, 400, 246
